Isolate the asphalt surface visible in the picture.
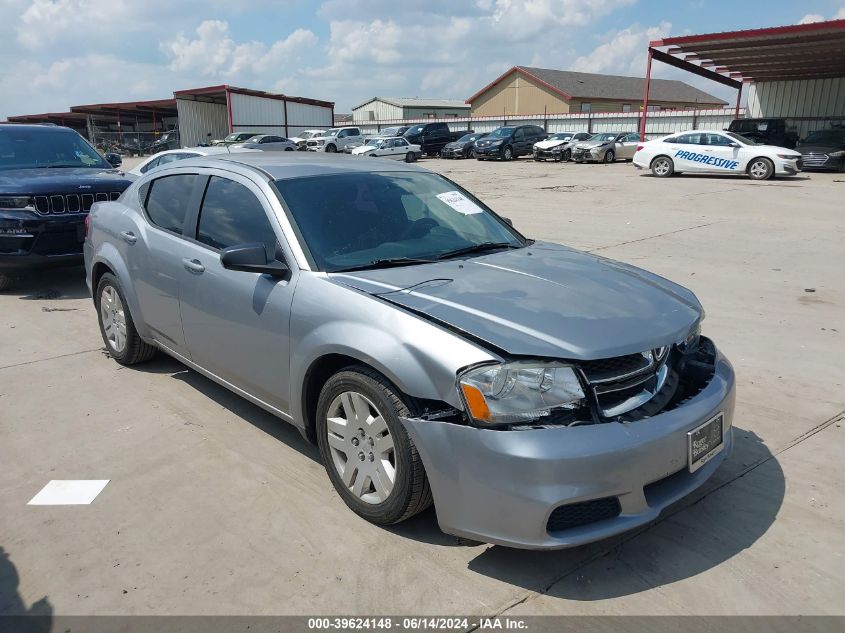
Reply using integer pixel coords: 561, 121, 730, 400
1, 156, 843, 618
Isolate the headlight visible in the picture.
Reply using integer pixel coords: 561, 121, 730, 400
777, 153, 799, 159
489, 139, 503, 146
829, 150, 845, 157
0, 196, 33, 210
458, 361, 585, 426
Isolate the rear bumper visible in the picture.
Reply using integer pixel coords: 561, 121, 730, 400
0, 210, 85, 271
400, 349, 735, 549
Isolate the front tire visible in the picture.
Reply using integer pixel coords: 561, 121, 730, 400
502, 145, 513, 161
651, 156, 674, 177
748, 157, 774, 180
95, 273, 156, 366
404, 151, 416, 163
325, 144, 337, 153
604, 149, 615, 163
316, 366, 432, 525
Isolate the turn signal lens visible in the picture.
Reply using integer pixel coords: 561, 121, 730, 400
636, 145, 644, 152
460, 383, 491, 422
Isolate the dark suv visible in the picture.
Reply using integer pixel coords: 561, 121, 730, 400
474, 125, 547, 160
727, 118, 798, 149
0, 124, 131, 290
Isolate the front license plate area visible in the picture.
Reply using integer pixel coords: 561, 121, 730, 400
688, 413, 724, 473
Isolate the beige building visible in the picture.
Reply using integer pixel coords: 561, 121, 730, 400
467, 66, 727, 116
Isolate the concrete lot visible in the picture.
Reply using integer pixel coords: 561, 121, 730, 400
1, 156, 844, 618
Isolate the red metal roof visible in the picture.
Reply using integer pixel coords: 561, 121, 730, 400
650, 19, 845, 82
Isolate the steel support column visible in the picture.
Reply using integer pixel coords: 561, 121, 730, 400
640, 48, 653, 137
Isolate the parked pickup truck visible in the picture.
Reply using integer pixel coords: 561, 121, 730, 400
306, 127, 364, 153
403, 123, 472, 157
727, 118, 798, 149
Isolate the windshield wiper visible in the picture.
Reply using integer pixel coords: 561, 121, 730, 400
335, 257, 436, 272
435, 242, 521, 260
45, 164, 88, 168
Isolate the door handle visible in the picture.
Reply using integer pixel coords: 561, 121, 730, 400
182, 258, 205, 274
120, 231, 137, 245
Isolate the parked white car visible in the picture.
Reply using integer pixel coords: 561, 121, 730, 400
124, 147, 258, 181
289, 129, 326, 150
533, 131, 593, 161
633, 130, 803, 180
233, 135, 297, 151
306, 127, 363, 153
350, 137, 422, 162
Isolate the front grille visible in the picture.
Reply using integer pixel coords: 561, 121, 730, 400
33, 192, 121, 215
801, 153, 829, 167
547, 497, 621, 533
578, 348, 671, 419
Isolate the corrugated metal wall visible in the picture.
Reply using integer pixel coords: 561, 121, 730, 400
230, 92, 286, 137
748, 78, 845, 137
286, 101, 334, 136
176, 99, 228, 147
353, 100, 404, 122
354, 109, 742, 137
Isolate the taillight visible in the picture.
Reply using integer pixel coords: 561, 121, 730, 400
84, 213, 91, 239
636, 145, 644, 152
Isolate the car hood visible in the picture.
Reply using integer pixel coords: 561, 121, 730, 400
0, 167, 132, 195
475, 137, 507, 147
444, 141, 467, 149
577, 139, 612, 149
330, 242, 703, 359
534, 139, 568, 149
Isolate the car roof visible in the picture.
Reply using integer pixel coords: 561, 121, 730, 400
177, 152, 430, 180
0, 123, 76, 134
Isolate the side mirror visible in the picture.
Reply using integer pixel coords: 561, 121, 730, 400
728, 142, 740, 148
105, 152, 122, 167
502, 217, 513, 227
220, 243, 289, 278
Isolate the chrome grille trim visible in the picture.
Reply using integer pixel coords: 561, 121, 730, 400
579, 348, 672, 418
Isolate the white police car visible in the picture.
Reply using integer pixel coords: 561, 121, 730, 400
633, 130, 802, 180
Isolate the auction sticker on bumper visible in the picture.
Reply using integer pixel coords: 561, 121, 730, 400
688, 413, 724, 473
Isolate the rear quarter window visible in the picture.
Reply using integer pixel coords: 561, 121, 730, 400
143, 174, 199, 234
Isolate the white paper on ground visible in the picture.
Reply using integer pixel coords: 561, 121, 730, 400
435, 191, 483, 215
28, 480, 109, 505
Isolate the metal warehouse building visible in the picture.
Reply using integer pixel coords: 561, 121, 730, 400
6, 85, 334, 149
352, 97, 470, 122
175, 85, 334, 147
642, 19, 845, 137
466, 66, 727, 117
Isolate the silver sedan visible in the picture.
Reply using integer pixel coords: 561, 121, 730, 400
84, 153, 734, 549
235, 134, 297, 151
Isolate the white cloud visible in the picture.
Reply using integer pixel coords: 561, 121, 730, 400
798, 14, 826, 24
161, 20, 318, 77
485, 0, 636, 40
837, 8, 845, 18
570, 22, 672, 76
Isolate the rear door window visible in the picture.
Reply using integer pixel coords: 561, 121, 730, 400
144, 174, 199, 234
196, 176, 278, 256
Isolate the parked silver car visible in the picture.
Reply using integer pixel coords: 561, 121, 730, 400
572, 132, 642, 163
84, 153, 734, 549
234, 135, 297, 151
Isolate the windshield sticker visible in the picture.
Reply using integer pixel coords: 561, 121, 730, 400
436, 191, 483, 215
675, 150, 739, 170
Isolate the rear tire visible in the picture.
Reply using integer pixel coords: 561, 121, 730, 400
95, 273, 156, 366
748, 157, 774, 180
650, 156, 674, 177
405, 151, 415, 163
0, 274, 14, 292
316, 366, 432, 525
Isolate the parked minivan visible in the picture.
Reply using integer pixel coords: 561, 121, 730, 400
473, 125, 547, 161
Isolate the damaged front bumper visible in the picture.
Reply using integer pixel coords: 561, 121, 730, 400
400, 347, 735, 549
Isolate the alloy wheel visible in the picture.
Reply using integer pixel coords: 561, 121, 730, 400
100, 286, 127, 353
325, 391, 397, 504
653, 158, 671, 176
749, 160, 770, 179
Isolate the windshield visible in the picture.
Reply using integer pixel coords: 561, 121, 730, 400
324, 129, 340, 137
382, 127, 401, 136
301, 131, 321, 139
0, 128, 110, 171
406, 125, 424, 135
592, 133, 618, 142
274, 172, 524, 272
548, 133, 573, 141
726, 132, 758, 145
244, 136, 263, 143
457, 134, 480, 143
487, 127, 515, 138
803, 130, 845, 146
365, 138, 383, 147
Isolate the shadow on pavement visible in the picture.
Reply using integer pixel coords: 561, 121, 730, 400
5, 267, 90, 301
465, 427, 784, 599
131, 355, 322, 464
0, 546, 52, 632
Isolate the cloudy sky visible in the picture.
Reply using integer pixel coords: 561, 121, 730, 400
1, 0, 844, 118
